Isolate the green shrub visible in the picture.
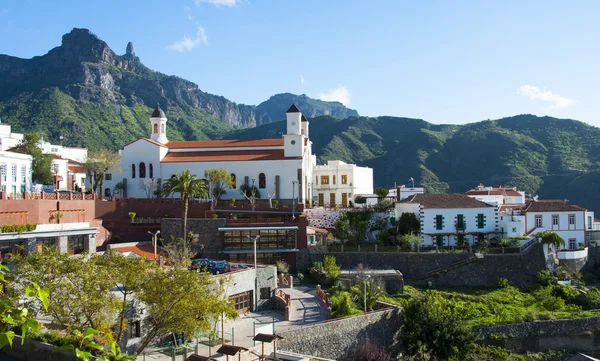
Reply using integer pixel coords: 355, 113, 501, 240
323, 255, 341, 284
296, 272, 305, 282
330, 291, 361, 318
496, 277, 509, 289
0, 223, 37, 234
540, 295, 565, 313
551, 285, 578, 301
537, 270, 557, 286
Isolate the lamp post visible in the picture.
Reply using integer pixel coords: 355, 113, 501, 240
246, 234, 260, 312
148, 230, 161, 261
292, 180, 298, 218
357, 274, 371, 312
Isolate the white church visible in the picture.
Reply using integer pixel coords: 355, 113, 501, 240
104, 104, 373, 206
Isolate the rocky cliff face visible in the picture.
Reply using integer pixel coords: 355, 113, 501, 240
0, 28, 270, 128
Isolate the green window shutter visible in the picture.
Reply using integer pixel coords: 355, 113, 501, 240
436, 215, 443, 230
477, 214, 485, 229
457, 214, 465, 230
436, 235, 444, 246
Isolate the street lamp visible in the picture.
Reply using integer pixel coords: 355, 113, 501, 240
148, 230, 160, 261
292, 180, 298, 218
357, 274, 371, 312
246, 234, 260, 312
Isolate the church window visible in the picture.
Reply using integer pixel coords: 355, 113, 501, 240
230, 173, 237, 189
132, 164, 136, 179
139, 163, 146, 178
259, 173, 266, 189
149, 164, 153, 179
153, 124, 158, 133
161, 124, 165, 134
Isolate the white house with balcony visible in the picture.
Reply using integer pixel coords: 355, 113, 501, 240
396, 193, 499, 246
521, 200, 592, 250
0, 150, 32, 199
312, 160, 373, 207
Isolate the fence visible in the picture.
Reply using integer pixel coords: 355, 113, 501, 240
142, 329, 235, 361
275, 288, 292, 321
315, 285, 332, 319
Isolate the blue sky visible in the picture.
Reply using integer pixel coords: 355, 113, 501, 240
1, 0, 599, 126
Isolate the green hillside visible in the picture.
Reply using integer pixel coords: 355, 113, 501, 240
230, 114, 600, 211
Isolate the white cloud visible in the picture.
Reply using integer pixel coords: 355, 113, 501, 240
184, 5, 193, 20
300, 75, 305, 85
194, 0, 240, 7
517, 85, 580, 109
318, 86, 351, 106
167, 26, 208, 52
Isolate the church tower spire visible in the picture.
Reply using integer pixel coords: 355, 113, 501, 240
150, 104, 168, 144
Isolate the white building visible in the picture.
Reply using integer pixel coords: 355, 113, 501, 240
396, 193, 499, 246
104, 104, 323, 202
0, 150, 32, 198
389, 185, 425, 201
312, 160, 373, 207
465, 184, 525, 205
50, 154, 87, 192
520, 200, 592, 250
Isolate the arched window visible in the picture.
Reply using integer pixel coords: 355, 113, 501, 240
230, 173, 236, 189
149, 164, 154, 179
139, 162, 146, 178
161, 124, 165, 134
259, 173, 266, 189
132, 164, 136, 179
153, 123, 158, 133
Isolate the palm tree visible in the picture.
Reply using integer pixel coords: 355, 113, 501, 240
351, 278, 386, 312
537, 230, 566, 249
162, 169, 208, 252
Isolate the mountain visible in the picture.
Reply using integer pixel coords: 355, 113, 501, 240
229, 114, 600, 212
257, 93, 358, 121
0, 28, 354, 150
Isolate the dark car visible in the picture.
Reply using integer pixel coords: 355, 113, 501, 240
189, 258, 210, 271
211, 260, 229, 274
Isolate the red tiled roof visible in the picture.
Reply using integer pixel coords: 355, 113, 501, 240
68, 165, 86, 173
498, 205, 522, 212
465, 190, 523, 196
522, 200, 586, 213
161, 149, 300, 163
167, 138, 284, 149
400, 193, 495, 209
50, 154, 67, 160
113, 244, 165, 260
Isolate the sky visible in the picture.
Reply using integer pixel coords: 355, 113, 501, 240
1, 0, 599, 126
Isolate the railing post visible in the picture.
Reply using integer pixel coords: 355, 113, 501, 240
375, 244, 378, 252
358, 245, 360, 253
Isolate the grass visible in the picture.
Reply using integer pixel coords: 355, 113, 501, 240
386, 285, 599, 327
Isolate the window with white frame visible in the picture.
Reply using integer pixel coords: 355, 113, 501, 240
535, 215, 543, 228
552, 215, 559, 227
568, 238, 576, 250
11, 164, 17, 182
1, 164, 6, 182
569, 214, 575, 226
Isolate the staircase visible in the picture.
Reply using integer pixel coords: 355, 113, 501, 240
408, 254, 481, 281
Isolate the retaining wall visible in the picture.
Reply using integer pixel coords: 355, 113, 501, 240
161, 218, 227, 258
2, 336, 76, 361
477, 316, 600, 353
278, 307, 403, 361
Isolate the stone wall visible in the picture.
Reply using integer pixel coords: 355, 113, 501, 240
477, 316, 600, 353
3, 336, 76, 361
411, 242, 546, 287
300, 242, 546, 287
583, 246, 600, 273
278, 307, 403, 361
161, 218, 227, 258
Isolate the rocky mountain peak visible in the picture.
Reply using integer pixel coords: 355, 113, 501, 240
126, 42, 135, 57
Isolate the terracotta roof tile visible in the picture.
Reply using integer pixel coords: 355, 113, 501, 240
522, 200, 586, 213
400, 193, 495, 209
161, 149, 300, 163
113, 244, 166, 260
68, 165, 86, 173
167, 138, 284, 149
50, 154, 67, 160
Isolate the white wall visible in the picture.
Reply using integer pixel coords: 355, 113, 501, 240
312, 160, 373, 206
419, 207, 497, 246
0, 151, 32, 197
498, 214, 526, 238
524, 210, 587, 249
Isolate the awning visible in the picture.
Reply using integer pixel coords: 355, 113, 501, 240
55, 175, 64, 181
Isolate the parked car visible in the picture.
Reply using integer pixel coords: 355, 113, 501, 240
211, 260, 229, 274
189, 258, 209, 271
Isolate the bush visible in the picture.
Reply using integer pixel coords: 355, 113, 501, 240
296, 272, 304, 282
330, 291, 361, 318
537, 270, 557, 287
354, 342, 391, 361
0, 223, 37, 233
323, 255, 341, 284
540, 295, 565, 313
276, 260, 290, 275
551, 285, 578, 302
496, 277, 509, 289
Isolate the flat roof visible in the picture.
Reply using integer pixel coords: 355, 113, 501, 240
218, 226, 298, 231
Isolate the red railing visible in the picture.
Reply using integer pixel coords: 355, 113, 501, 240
275, 288, 292, 321
316, 285, 332, 319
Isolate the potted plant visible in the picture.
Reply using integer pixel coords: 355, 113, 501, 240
55, 211, 64, 224
229, 198, 236, 207
128, 212, 137, 223
272, 199, 279, 208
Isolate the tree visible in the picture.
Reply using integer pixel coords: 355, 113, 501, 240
84, 150, 120, 196
537, 231, 566, 249
163, 169, 208, 253
7, 249, 120, 337
204, 169, 233, 210
334, 216, 348, 240
397, 212, 421, 235
139, 178, 156, 199
351, 278, 386, 311
95, 251, 155, 343
11, 133, 53, 184
239, 183, 261, 211
323, 255, 341, 284
375, 187, 388, 202
134, 266, 237, 354
402, 291, 477, 360
399, 234, 422, 252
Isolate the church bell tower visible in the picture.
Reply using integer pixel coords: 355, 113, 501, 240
150, 104, 168, 144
